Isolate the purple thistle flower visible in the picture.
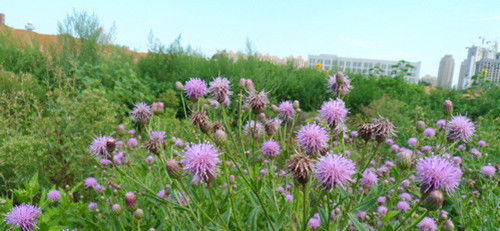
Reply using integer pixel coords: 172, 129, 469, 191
377, 206, 388, 218
209, 100, 220, 109
481, 165, 495, 178
307, 213, 321, 230
385, 138, 394, 145
94, 184, 105, 193
88, 202, 98, 211
360, 169, 378, 189
408, 137, 418, 147
469, 148, 481, 159
89, 135, 110, 157
181, 143, 220, 185
350, 131, 358, 137
377, 196, 386, 204
151, 131, 166, 141
478, 140, 486, 147
99, 158, 112, 167
47, 190, 61, 202
318, 99, 348, 127
84, 177, 98, 188
208, 77, 232, 103
417, 217, 437, 231
184, 78, 207, 101
457, 145, 465, 151
296, 124, 329, 154
128, 129, 136, 136
416, 156, 462, 194
436, 119, 446, 130
6, 204, 42, 231
245, 91, 269, 113
157, 190, 169, 200
314, 154, 356, 189
391, 144, 399, 153
285, 194, 293, 202
397, 201, 410, 212
446, 115, 475, 143
127, 138, 138, 147
279, 101, 295, 121
423, 128, 435, 138
243, 120, 264, 139
145, 155, 155, 164
452, 156, 461, 165
261, 140, 281, 159
130, 102, 153, 124
328, 73, 352, 97
400, 192, 412, 201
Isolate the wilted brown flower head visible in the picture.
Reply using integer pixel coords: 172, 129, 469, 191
357, 122, 374, 142
371, 117, 395, 142
191, 111, 211, 134
245, 91, 269, 114
287, 154, 312, 185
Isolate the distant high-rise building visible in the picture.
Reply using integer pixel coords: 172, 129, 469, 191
457, 60, 466, 90
437, 55, 454, 89
0, 13, 5, 26
307, 54, 421, 83
475, 58, 500, 85
420, 75, 437, 86
461, 44, 497, 89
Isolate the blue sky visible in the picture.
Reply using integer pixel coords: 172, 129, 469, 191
3, 0, 499, 85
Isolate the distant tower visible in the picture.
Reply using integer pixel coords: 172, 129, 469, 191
0, 13, 5, 26
437, 55, 455, 89
457, 60, 466, 90
25, 20, 35, 31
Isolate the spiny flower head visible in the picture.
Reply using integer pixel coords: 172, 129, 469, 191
261, 140, 281, 159
84, 177, 98, 188
287, 154, 312, 184
423, 128, 435, 138
181, 143, 220, 185
416, 156, 462, 194
208, 77, 232, 103
314, 154, 356, 189
89, 135, 110, 157
245, 90, 269, 113
130, 102, 153, 124
6, 204, 42, 231
481, 165, 496, 178
371, 117, 396, 142
446, 115, 475, 142
184, 78, 207, 101
328, 72, 352, 97
318, 99, 348, 127
296, 124, 329, 155
418, 217, 437, 231
279, 101, 295, 121
360, 169, 378, 189
243, 120, 264, 139
47, 190, 61, 202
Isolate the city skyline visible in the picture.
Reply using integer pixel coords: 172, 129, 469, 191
2, 0, 500, 86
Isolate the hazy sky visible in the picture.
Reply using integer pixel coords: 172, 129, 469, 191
3, 0, 500, 85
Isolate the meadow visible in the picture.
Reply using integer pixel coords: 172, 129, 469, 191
0, 11, 498, 231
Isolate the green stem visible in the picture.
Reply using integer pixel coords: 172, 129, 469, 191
208, 186, 230, 230
302, 184, 308, 231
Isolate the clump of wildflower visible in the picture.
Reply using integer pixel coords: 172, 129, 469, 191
314, 154, 356, 189
261, 140, 281, 159
279, 101, 295, 121
6, 204, 42, 231
208, 77, 232, 103
243, 120, 264, 139
416, 156, 462, 194
418, 217, 437, 231
446, 115, 475, 142
130, 102, 153, 124
287, 154, 312, 185
245, 91, 269, 113
181, 143, 220, 185
184, 78, 207, 101
296, 124, 329, 155
318, 98, 348, 128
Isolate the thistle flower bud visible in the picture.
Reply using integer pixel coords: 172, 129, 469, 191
106, 138, 116, 153
416, 121, 426, 133
443, 100, 453, 116
125, 192, 138, 211
258, 113, 266, 122
117, 124, 126, 134
133, 208, 144, 220
175, 81, 184, 91
293, 100, 300, 109
423, 190, 444, 210
396, 151, 412, 170
439, 210, 448, 220
166, 159, 183, 179
214, 129, 227, 145
271, 104, 279, 113
145, 140, 162, 155
443, 220, 455, 231
152, 102, 164, 115
336, 72, 345, 84
287, 154, 312, 185
238, 78, 246, 89
111, 204, 122, 215
191, 111, 211, 134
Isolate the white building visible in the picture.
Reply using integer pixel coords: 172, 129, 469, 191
460, 44, 497, 89
437, 55, 455, 89
308, 54, 421, 83
457, 60, 466, 90
475, 58, 500, 85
